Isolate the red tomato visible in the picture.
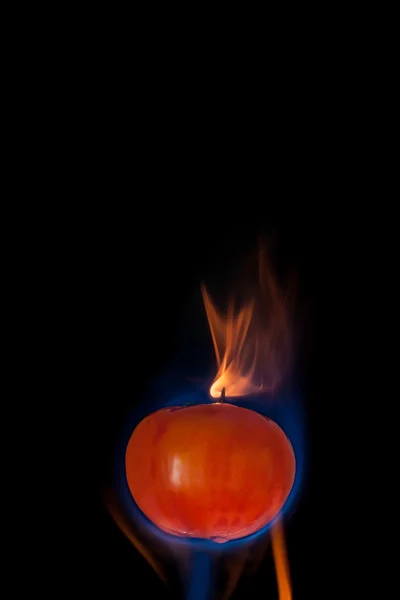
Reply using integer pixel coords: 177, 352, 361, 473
125, 403, 295, 542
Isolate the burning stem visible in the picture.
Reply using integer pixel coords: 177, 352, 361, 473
217, 387, 226, 403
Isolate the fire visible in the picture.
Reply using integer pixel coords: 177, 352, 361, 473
203, 243, 294, 598
105, 242, 297, 599
104, 489, 165, 582
201, 244, 292, 399
271, 518, 292, 600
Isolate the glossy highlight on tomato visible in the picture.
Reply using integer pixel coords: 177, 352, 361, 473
125, 403, 295, 543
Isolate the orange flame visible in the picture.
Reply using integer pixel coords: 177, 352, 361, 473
104, 489, 166, 582
202, 245, 292, 398
271, 518, 292, 600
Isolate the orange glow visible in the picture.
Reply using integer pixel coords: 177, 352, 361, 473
271, 517, 292, 600
202, 245, 292, 399
126, 403, 295, 542
104, 489, 165, 582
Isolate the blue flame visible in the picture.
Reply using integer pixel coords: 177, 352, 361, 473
188, 553, 211, 600
110, 363, 307, 556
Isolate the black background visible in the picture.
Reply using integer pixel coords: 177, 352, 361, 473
63, 207, 370, 599
17, 26, 392, 596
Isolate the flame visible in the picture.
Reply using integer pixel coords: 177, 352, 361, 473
104, 489, 166, 582
271, 518, 292, 600
202, 244, 292, 398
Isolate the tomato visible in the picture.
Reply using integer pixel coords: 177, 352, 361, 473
126, 403, 295, 542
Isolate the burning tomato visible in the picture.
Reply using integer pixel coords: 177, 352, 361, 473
125, 402, 295, 542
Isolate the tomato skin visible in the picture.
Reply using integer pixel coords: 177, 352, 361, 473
126, 403, 295, 542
